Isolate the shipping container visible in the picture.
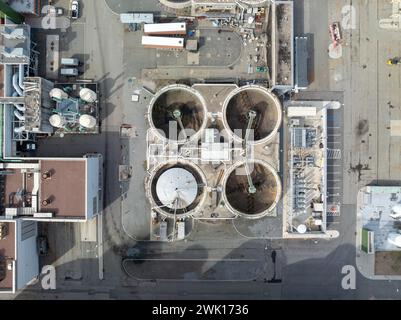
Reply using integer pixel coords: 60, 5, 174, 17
144, 23, 186, 35
141, 36, 184, 49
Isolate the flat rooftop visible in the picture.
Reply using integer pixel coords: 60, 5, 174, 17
7, 0, 37, 14
0, 222, 15, 291
39, 159, 86, 218
361, 186, 401, 251
295, 36, 309, 89
286, 104, 328, 234
2, 169, 34, 211
0, 25, 30, 64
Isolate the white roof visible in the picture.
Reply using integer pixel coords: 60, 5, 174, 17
156, 168, 198, 209
287, 106, 317, 117
144, 23, 186, 33
390, 120, 401, 136
313, 203, 324, 212
201, 143, 231, 161
142, 36, 184, 48
120, 13, 154, 24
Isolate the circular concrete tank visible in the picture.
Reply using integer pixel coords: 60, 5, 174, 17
149, 84, 208, 143
222, 159, 281, 219
222, 85, 282, 145
150, 160, 207, 218
158, 0, 191, 10
239, 0, 268, 5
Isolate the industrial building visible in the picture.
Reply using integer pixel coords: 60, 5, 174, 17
283, 101, 332, 238
294, 36, 309, 90
0, 19, 103, 293
271, 0, 294, 89
146, 83, 282, 240
5, 0, 41, 16
0, 219, 38, 294
0, 155, 103, 222
144, 23, 187, 35
359, 186, 401, 253
0, 22, 100, 158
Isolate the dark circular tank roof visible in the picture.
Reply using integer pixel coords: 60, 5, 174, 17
225, 89, 280, 142
225, 162, 279, 215
151, 88, 205, 141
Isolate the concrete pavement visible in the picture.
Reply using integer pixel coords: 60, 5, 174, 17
9, 0, 401, 300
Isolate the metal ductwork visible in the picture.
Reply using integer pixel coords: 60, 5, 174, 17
18, 64, 25, 91
13, 110, 25, 121
12, 92, 25, 112
12, 72, 22, 96
13, 126, 25, 133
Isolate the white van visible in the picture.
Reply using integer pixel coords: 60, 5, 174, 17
60, 68, 78, 76
61, 58, 79, 66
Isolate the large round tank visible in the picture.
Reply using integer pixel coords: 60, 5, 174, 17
149, 160, 207, 218
49, 114, 66, 128
222, 85, 282, 145
49, 88, 68, 100
239, 0, 268, 4
222, 159, 281, 219
79, 114, 97, 129
158, 0, 191, 10
148, 85, 208, 143
79, 88, 97, 103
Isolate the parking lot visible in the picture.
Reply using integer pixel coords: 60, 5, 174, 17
326, 107, 343, 229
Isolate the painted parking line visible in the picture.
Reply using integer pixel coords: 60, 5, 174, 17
327, 222, 341, 226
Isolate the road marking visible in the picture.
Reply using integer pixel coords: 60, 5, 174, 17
124, 258, 262, 262
327, 149, 342, 159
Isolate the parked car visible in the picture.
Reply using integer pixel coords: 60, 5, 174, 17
71, 0, 79, 19
60, 68, 79, 76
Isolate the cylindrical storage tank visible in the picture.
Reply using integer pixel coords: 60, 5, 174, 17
158, 0, 192, 10
239, 0, 268, 5
79, 114, 97, 129
49, 88, 68, 100
222, 85, 282, 145
148, 84, 208, 143
149, 160, 207, 218
222, 159, 282, 219
49, 114, 66, 128
79, 88, 97, 103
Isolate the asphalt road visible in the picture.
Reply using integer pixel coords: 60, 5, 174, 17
8, 0, 401, 300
